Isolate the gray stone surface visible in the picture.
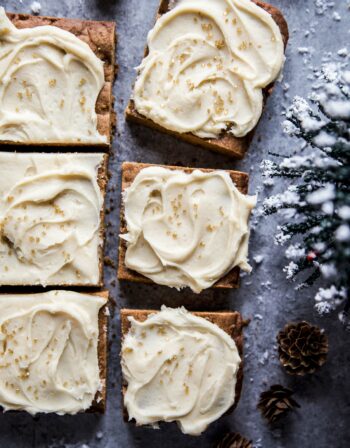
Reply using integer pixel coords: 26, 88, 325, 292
0, 0, 349, 447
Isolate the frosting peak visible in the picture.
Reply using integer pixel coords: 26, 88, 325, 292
133, 0, 285, 138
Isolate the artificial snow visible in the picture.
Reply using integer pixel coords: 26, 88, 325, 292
309, 227, 323, 237
261, 280, 272, 289
321, 62, 340, 82
338, 310, 350, 329
263, 177, 275, 187
337, 48, 348, 57
264, 188, 301, 210
315, 285, 346, 314
332, 11, 341, 21
285, 244, 305, 260
280, 208, 297, 219
260, 160, 278, 178
314, 0, 335, 15
280, 155, 312, 169
285, 96, 326, 135
313, 131, 336, 147
96, 432, 104, 440
283, 82, 290, 92
322, 100, 350, 119
275, 231, 292, 245
258, 350, 269, 365
301, 116, 325, 132
307, 184, 335, 205
335, 224, 350, 242
342, 71, 350, 84
322, 201, 334, 214
283, 261, 299, 279
253, 255, 264, 264
262, 53, 349, 323
313, 242, 326, 252
338, 205, 350, 220
30, 1, 41, 14
320, 263, 337, 278
282, 119, 298, 136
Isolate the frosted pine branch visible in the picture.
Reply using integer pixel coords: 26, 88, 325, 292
261, 59, 350, 326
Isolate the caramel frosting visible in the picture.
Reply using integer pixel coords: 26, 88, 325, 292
0, 152, 104, 286
121, 306, 241, 436
133, 0, 284, 138
122, 166, 256, 293
0, 8, 106, 144
0, 290, 107, 415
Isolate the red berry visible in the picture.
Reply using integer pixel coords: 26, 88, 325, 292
306, 251, 317, 262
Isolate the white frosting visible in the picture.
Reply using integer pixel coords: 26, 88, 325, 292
133, 0, 285, 138
121, 306, 241, 436
122, 166, 256, 293
0, 8, 106, 144
0, 152, 104, 286
0, 290, 107, 415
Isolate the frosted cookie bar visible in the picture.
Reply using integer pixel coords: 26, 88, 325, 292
0, 152, 107, 287
126, 0, 288, 158
0, 290, 108, 414
120, 306, 244, 435
0, 8, 116, 146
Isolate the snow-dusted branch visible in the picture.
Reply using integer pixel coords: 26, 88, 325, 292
261, 61, 350, 327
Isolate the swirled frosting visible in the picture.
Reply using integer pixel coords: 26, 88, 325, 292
0, 290, 107, 415
0, 152, 104, 286
121, 306, 241, 435
133, 0, 284, 138
122, 166, 256, 293
0, 8, 106, 144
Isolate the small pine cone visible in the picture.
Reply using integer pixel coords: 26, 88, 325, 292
277, 321, 328, 375
217, 432, 252, 448
258, 384, 300, 423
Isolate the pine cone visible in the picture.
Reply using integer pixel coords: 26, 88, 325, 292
277, 321, 328, 375
217, 432, 252, 448
258, 384, 299, 423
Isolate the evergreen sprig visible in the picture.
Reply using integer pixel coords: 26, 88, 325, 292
261, 61, 350, 327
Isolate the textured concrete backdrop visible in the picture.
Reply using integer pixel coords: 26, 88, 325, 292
0, 0, 349, 447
